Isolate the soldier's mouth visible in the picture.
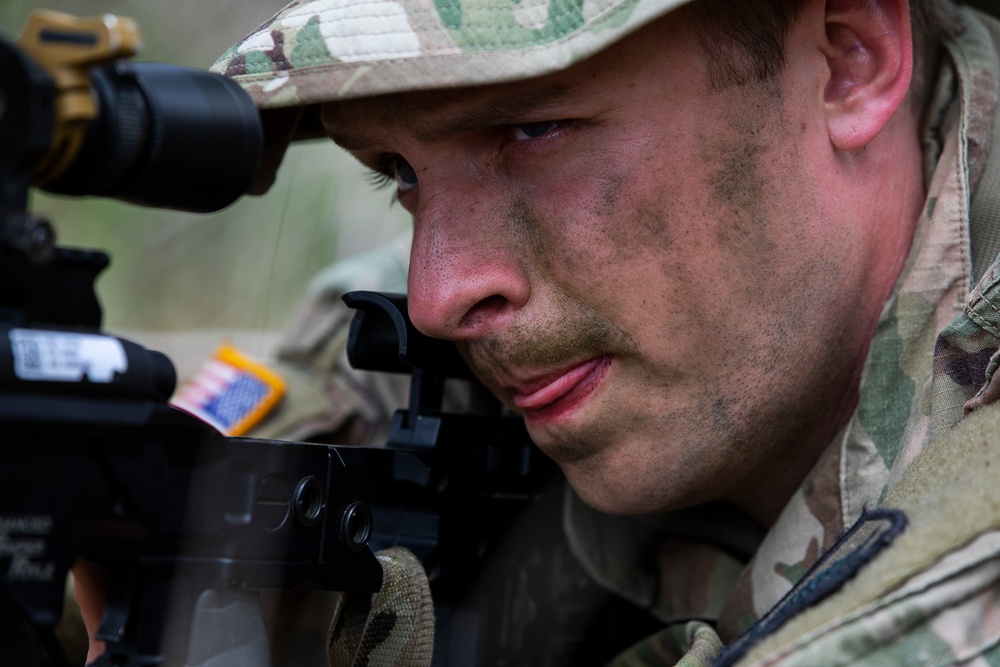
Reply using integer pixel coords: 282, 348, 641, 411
512, 356, 612, 425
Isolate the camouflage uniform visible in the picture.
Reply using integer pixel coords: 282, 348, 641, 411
247, 234, 412, 445
213, 1, 1000, 665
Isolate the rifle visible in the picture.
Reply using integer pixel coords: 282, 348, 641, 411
0, 12, 660, 667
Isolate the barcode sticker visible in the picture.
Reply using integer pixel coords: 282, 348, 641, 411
9, 329, 127, 383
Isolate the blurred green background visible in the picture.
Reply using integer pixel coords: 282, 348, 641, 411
1, 1, 409, 375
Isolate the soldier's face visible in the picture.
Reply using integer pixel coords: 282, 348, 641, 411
326, 10, 897, 521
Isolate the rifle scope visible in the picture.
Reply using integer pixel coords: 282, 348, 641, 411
0, 10, 262, 213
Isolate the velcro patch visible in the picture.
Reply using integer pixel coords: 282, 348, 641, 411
715, 508, 908, 667
171, 343, 285, 436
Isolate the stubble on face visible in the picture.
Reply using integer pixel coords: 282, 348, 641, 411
678, 78, 870, 517
702, 82, 787, 257
456, 91, 803, 507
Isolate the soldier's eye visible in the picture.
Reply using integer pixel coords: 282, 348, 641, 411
393, 157, 418, 191
512, 121, 559, 141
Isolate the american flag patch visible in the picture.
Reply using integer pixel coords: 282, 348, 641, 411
171, 343, 285, 436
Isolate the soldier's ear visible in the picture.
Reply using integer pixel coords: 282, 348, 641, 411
821, 0, 913, 151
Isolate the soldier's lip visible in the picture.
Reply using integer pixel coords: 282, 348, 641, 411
511, 357, 611, 417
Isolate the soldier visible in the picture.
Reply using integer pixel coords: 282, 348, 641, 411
80, 0, 1000, 664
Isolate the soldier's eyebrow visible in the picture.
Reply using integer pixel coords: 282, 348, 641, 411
410, 85, 575, 142
326, 84, 575, 150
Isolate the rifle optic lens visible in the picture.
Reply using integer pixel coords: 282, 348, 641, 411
43, 61, 262, 212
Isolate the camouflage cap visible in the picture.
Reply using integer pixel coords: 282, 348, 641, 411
211, 0, 693, 109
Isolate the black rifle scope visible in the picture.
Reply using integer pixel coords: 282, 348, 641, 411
0, 10, 262, 213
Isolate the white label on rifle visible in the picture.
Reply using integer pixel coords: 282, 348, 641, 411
9, 329, 127, 383
0, 515, 56, 582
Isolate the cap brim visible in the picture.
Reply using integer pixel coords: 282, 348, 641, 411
212, 0, 692, 109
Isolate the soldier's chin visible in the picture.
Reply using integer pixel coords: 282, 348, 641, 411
559, 463, 660, 516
